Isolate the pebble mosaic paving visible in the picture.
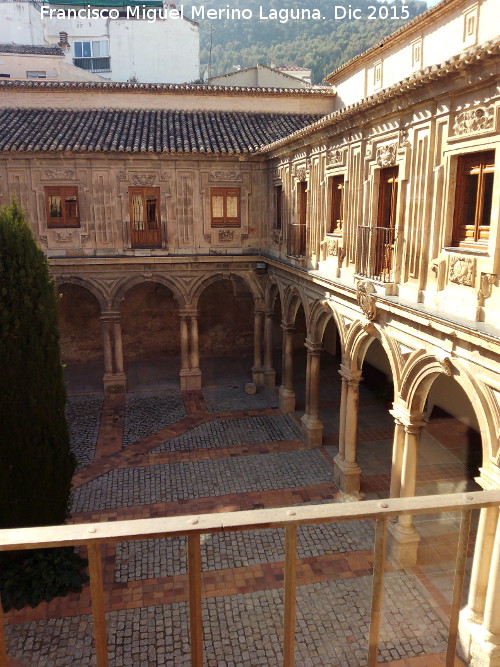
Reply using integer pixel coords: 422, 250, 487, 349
115, 511, 374, 581
70, 450, 333, 513
65, 394, 104, 468
122, 390, 187, 446
6, 572, 447, 666
153, 415, 301, 453
202, 384, 279, 412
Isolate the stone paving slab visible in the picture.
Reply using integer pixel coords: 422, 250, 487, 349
122, 390, 187, 447
5, 572, 447, 666
114, 511, 374, 581
153, 415, 301, 453
70, 450, 334, 513
65, 394, 104, 469
202, 385, 279, 412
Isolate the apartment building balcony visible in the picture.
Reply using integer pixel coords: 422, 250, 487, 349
356, 225, 396, 283
73, 57, 111, 73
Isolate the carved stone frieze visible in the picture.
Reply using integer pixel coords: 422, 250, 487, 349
452, 104, 495, 136
327, 237, 339, 256
449, 255, 476, 286
56, 230, 73, 242
44, 169, 75, 180
209, 170, 241, 182
356, 279, 378, 321
132, 174, 156, 187
218, 229, 234, 242
327, 148, 345, 166
376, 143, 397, 167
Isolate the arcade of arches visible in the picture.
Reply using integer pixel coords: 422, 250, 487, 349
55, 263, 500, 664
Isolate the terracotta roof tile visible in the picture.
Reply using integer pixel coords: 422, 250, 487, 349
0, 108, 323, 154
0, 44, 64, 56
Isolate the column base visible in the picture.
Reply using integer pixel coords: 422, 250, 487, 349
301, 414, 323, 448
279, 386, 296, 414
333, 455, 361, 496
179, 368, 202, 391
103, 372, 127, 395
386, 520, 420, 569
252, 366, 265, 386
264, 369, 276, 388
458, 609, 500, 667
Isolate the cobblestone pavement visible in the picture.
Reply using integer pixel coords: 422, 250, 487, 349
122, 390, 187, 446
70, 449, 333, 513
65, 394, 104, 468
5, 572, 447, 666
153, 415, 300, 453
115, 517, 374, 580
202, 385, 279, 412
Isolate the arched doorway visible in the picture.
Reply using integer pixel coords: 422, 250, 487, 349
198, 278, 254, 386
120, 282, 180, 391
58, 283, 103, 393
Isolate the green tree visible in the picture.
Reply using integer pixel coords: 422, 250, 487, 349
0, 200, 75, 530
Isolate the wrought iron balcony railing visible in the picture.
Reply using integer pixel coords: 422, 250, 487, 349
73, 57, 111, 73
356, 225, 396, 283
1, 490, 499, 666
130, 221, 162, 248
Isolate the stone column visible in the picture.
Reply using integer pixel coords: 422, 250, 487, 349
101, 316, 113, 377
301, 340, 323, 448
387, 416, 425, 568
112, 318, 124, 375
389, 415, 405, 500
458, 494, 500, 667
252, 310, 265, 386
279, 323, 296, 414
179, 310, 201, 391
333, 367, 362, 495
263, 310, 276, 387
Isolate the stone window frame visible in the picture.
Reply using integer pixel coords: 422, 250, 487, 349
326, 173, 345, 236
274, 183, 283, 231
44, 186, 80, 228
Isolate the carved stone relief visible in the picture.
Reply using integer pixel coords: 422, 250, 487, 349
39, 234, 48, 247
295, 166, 307, 182
209, 170, 241, 182
241, 234, 248, 242
356, 279, 378, 321
398, 129, 411, 148
44, 169, 75, 180
449, 255, 476, 287
376, 143, 397, 167
218, 229, 234, 242
327, 148, 345, 166
452, 105, 495, 136
118, 169, 127, 181
327, 237, 339, 256
80, 234, 89, 245
132, 174, 156, 187
478, 273, 496, 300
159, 171, 170, 181
203, 234, 211, 243
56, 230, 73, 242
273, 230, 281, 245
365, 141, 373, 159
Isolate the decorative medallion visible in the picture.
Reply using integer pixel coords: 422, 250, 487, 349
327, 238, 339, 256
209, 170, 241, 182
449, 255, 475, 286
159, 171, 170, 181
295, 166, 307, 182
132, 174, 156, 187
44, 169, 75, 180
56, 230, 73, 242
327, 148, 345, 166
452, 105, 495, 136
218, 229, 234, 242
376, 143, 397, 167
356, 279, 378, 321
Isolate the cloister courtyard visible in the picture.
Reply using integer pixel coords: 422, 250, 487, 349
2, 352, 478, 666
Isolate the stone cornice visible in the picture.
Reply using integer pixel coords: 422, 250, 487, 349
261, 36, 500, 156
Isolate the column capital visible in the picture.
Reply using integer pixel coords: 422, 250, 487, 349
338, 364, 362, 383
101, 310, 121, 321
281, 322, 295, 334
389, 404, 426, 430
264, 310, 275, 318
179, 308, 198, 319
305, 339, 323, 355
253, 309, 265, 317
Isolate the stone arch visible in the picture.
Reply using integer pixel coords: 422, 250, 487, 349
264, 276, 285, 314
308, 299, 346, 353
282, 285, 309, 325
345, 320, 401, 391
399, 353, 498, 464
190, 271, 264, 309
55, 276, 108, 312
111, 274, 186, 311
57, 282, 104, 368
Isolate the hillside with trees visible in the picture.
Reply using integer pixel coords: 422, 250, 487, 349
191, 0, 428, 83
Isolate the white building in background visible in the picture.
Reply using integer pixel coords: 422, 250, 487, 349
0, 0, 200, 83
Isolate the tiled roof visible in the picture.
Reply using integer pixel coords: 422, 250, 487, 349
0, 108, 323, 154
0, 44, 64, 56
0, 79, 334, 96
276, 66, 311, 72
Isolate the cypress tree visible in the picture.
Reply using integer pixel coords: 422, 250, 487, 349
0, 200, 75, 529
